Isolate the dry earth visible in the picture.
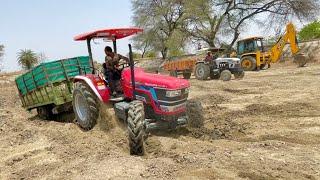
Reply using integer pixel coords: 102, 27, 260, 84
0, 63, 320, 179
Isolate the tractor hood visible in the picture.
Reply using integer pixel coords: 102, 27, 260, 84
122, 68, 190, 90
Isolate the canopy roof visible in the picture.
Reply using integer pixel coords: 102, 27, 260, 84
74, 27, 143, 41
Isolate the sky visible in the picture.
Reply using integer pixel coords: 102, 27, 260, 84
0, 0, 133, 72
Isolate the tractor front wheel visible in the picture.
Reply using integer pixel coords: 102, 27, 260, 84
241, 56, 257, 71
220, 70, 232, 81
127, 100, 145, 156
73, 81, 99, 131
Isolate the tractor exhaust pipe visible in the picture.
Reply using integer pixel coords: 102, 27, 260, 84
128, 44, 136, 100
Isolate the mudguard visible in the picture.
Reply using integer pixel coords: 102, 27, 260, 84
74, 74, 110, 103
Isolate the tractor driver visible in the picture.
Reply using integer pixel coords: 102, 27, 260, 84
205, 51, 213, 63
104, 46, 129, 96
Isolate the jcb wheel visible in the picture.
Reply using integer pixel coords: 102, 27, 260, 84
241, 56, 257, 71
127, 100, 145, 156
220, 70, 232, 81
195, 63, 210, 80
73, 81, 99, 131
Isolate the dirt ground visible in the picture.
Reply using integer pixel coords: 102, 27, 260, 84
0, 63, 320, 180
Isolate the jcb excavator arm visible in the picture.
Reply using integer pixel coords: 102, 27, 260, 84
269, 23, 307, 66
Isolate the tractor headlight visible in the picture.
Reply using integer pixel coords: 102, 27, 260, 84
166, 90, 181, 97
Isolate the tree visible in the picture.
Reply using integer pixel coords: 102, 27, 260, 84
17, 49, 38, 70
0, 45, 4, 72
132, 0, 187, 59
132, 32, 153, 58
299, 20, 320, 41
183, 0, 319, 49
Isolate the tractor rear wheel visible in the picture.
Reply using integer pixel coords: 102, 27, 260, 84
73, 81, 99, 131
241, 56, 257, 71
195, 63, 210, 80
220, 70, 232, 81
127, 100, 145, 156
234, 71, 245, 79
183, 72, 191, 79
186, 100, 204, 128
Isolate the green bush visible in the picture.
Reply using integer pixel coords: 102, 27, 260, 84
299, 21, 320, 41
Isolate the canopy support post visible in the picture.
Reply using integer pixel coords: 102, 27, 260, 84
86, 38, 95, 74
113, 40, 117, 54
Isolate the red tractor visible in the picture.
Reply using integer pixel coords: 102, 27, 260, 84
72, 28, 202, 155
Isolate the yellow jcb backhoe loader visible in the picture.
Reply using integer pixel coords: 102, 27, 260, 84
237, 22, 307, 71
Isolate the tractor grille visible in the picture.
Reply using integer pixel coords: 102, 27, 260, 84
155, 88, 188, 108
155, 88, 188, 102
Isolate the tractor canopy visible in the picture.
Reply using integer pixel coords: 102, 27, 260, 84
74, 27, 143, 41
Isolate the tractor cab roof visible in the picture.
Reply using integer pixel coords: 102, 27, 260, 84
74, 27, 143, 41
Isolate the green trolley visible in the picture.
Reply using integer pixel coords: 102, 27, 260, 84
15, 56, 92, 119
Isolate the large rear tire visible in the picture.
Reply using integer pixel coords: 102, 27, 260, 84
220, 70, 232, 81
195, 63, 210, 80
73, 81, 99, 131
241, 56, 257, 71
127, 100, 145, 156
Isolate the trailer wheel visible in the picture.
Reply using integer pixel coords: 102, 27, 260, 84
37, 105, 53, 120
195, 63, 210, 80
73, 81, 99, 131
186, 100, 204, 128
183, 72, 191, 79
220, 70, 232, 81
127, 100, 145, 156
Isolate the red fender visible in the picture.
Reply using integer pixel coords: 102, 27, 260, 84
74, 74, 110, 103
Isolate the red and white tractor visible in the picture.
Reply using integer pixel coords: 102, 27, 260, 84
72, 28, 203, 155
